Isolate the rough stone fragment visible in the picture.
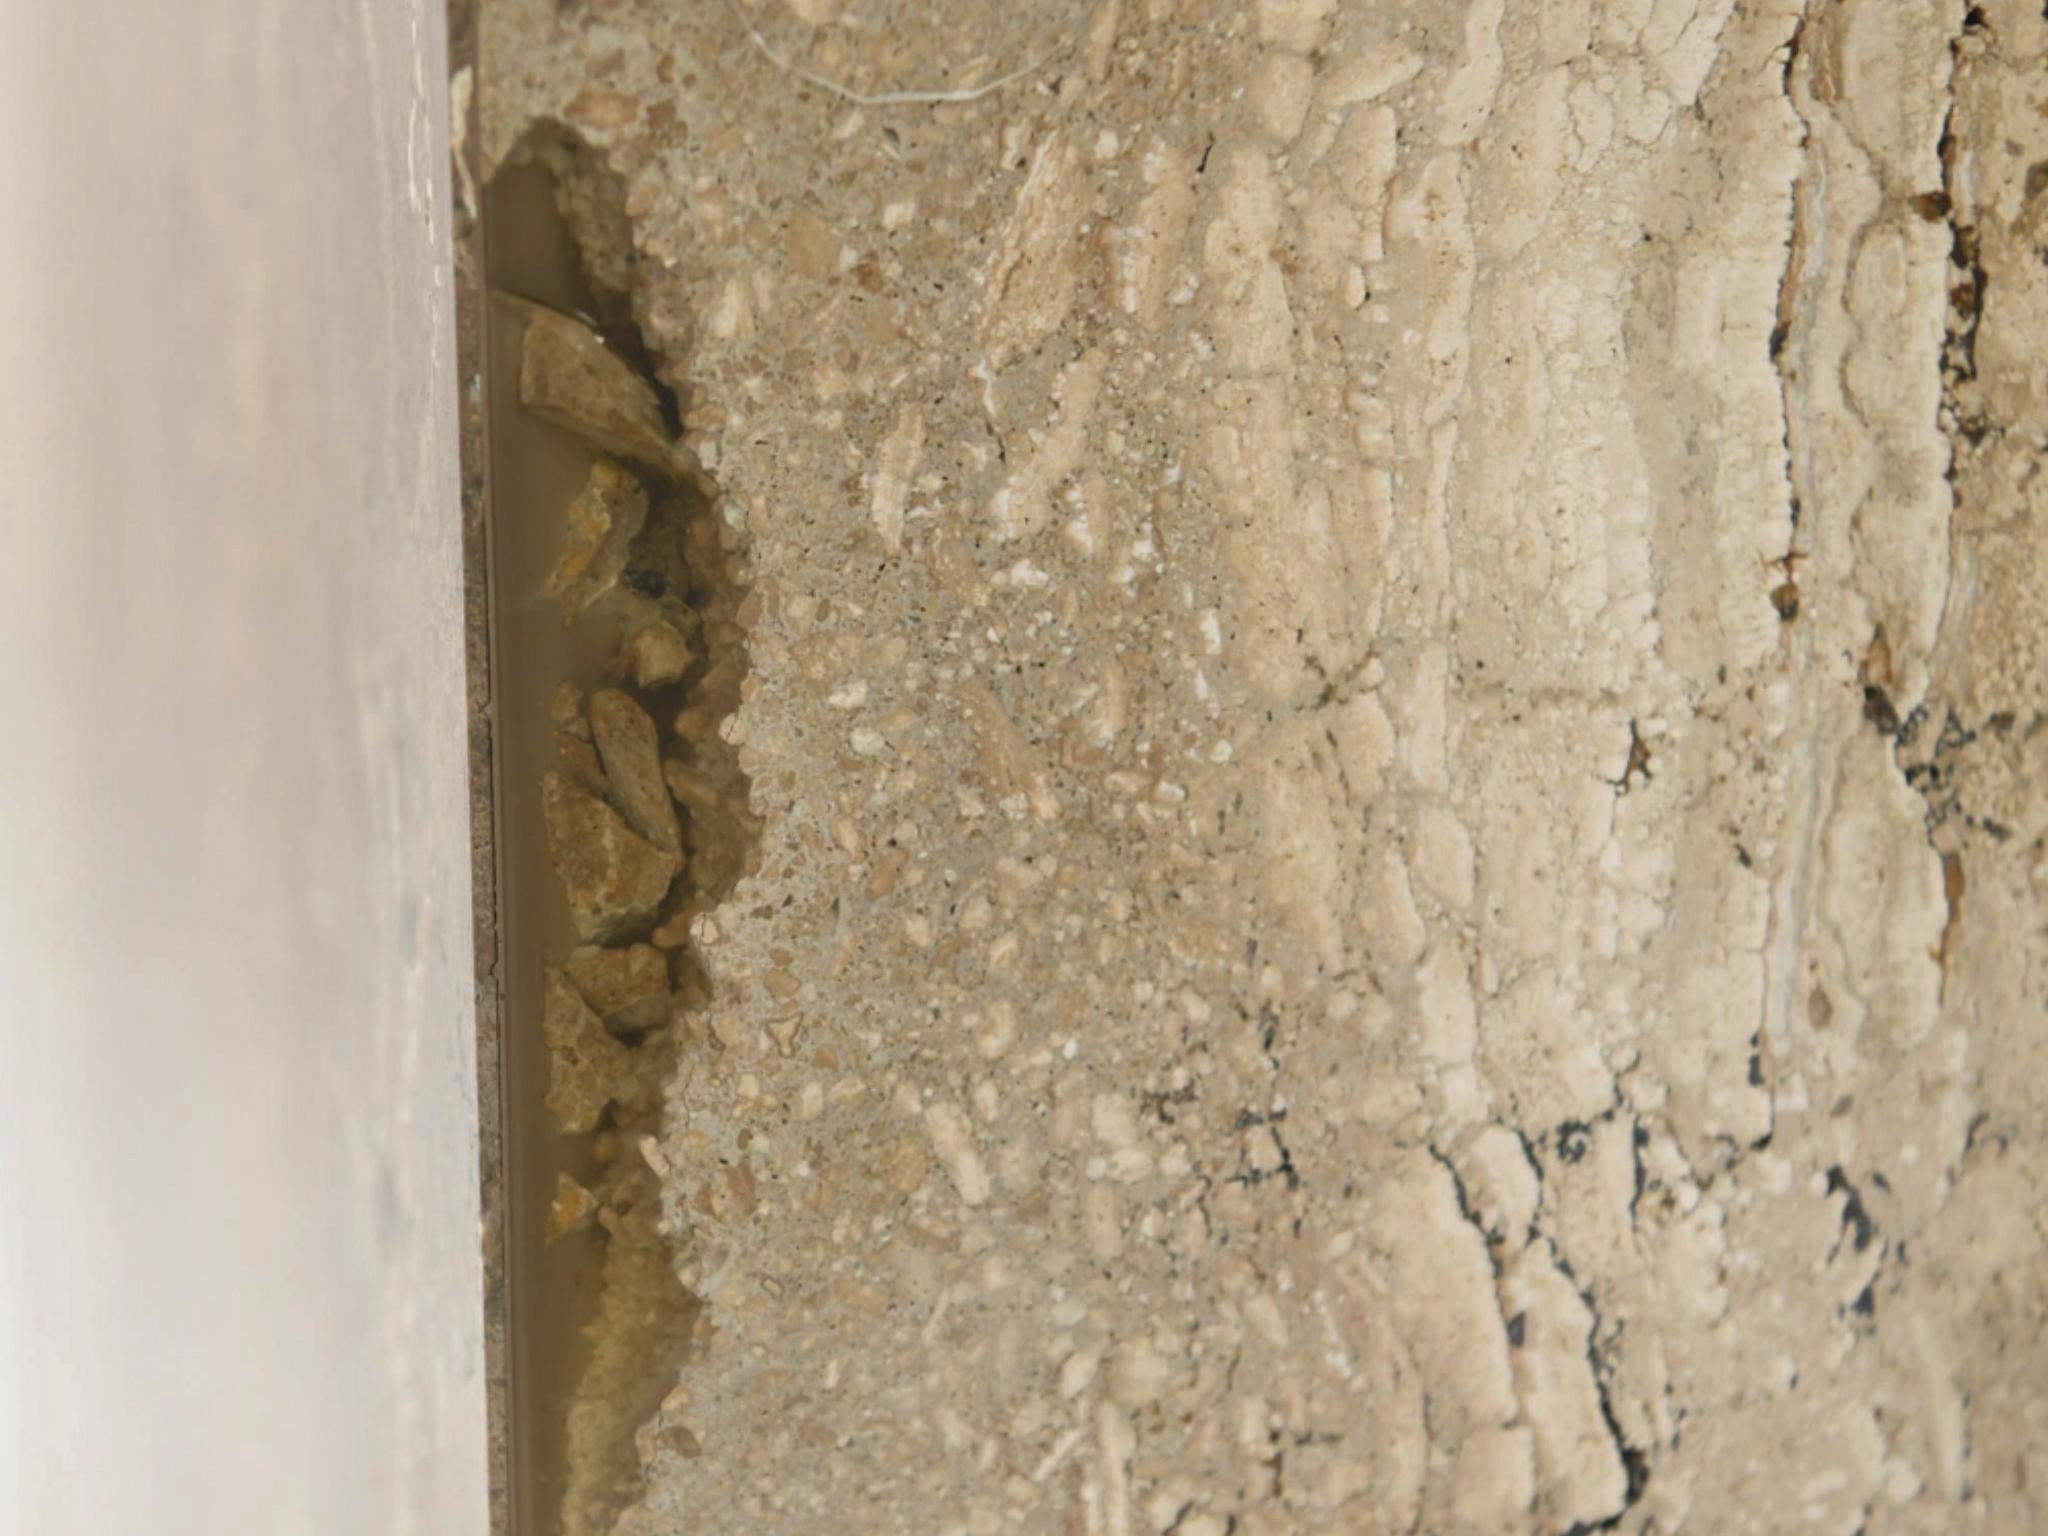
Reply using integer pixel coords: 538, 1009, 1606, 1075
552, 680, 592, 739
553, 730, 607, 797
660, 757, 729, 818
516, 299, 702, 483
545, 1171, 601, 1245
542, 966, 629, 1134
627, 619, 695, 689
607, 501, 704, 657
647, 898, 700, 952
560, 1160, 692, 1536
588, 688, 681, 856
662, 756, 756, 896
542, 767, 677, 942
546, 457, 648, 623
565, 942, 671, 1036
549, 683, 608, 793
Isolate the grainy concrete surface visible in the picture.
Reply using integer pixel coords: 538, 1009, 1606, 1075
0, 3, 486, 1533
473, 1, 2048, 1531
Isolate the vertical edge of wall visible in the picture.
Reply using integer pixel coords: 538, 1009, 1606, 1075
0, 2, 490, 1532
446, 3, 514, 1534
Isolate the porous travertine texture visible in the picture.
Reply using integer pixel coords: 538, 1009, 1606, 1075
473, 1, 2048, 1530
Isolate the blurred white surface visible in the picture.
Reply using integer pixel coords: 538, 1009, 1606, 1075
0, 2, 487, 1532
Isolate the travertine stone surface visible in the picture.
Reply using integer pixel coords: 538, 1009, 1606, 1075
473, 0, 2048, 1530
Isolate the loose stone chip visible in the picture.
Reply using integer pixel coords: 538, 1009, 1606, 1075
546, 458, 648, 623
628, 619, 695, 688
515, 298, 705, 486
565, 942, 671, 1036
662, 756, 758, 896
647, 896, 701, 952
545, 1171, 601, 1246
549, 683, 608, 793
542, 966, 630, 1134
660, 757, 725, 818
551, 680, 593, 738
589, 688, 682, 856
543, 767, 678, 942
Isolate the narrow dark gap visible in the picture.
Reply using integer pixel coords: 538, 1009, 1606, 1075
485, 142, 613, 1536
483, 126, 755, 1536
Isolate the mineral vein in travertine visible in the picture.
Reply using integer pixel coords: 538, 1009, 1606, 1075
476, 0, 2048, 1530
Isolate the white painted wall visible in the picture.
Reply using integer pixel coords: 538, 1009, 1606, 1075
0, 3, 487, 1533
